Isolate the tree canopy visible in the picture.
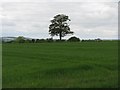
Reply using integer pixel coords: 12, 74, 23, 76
49, 14, 74, 40
15, 36, 25, 43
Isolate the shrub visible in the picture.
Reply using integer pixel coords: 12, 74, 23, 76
81, 39, 95, 42
55, 39, 66, 42
37, 39, 46, 43
81, 38, 102, 42
32, 39, 35, 43
25, 39, 32, 43
46, 38, 53, 42
36, 39, 40, 43
15, 36, 25, 43
67, 36, 80, 42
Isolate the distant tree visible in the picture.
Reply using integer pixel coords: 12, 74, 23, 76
39, 39, 45, 43
49, 14, 74, 40
95, 38, 102, 42
15, 36, 25, 43
36, 39, 40, 43
32, 39, 35, 43
46, 38, 53, 42
35, 39, 45, 43
81, 39, 85, 42
67, 36, 80, 42
55, 39, 66, 42
25, 39, 32, 43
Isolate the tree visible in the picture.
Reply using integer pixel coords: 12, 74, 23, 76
67, 36, 80, 42
46, 38, 53, 42
25, 39, 32, 43
49, 14, 74, 40
15, 36, 25, 43
32, 39, 35, 43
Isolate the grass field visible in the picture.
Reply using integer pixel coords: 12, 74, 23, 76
2, 41, 118, 88
0, 44, 2, 89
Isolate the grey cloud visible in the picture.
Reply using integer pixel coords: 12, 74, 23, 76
1, 0, 120, 2
1, 2, 118, 39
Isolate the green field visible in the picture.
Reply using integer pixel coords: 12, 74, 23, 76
2, 41, 118, 88
0, 44, 2, 89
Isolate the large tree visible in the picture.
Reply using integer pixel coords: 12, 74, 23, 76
49, 14, 74, 40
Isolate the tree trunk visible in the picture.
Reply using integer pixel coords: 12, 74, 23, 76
59, 32, 62, 40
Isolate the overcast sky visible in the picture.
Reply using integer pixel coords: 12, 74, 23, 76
0, 0, 119, 39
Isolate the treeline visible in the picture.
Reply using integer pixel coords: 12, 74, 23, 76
2, 36, 102, 43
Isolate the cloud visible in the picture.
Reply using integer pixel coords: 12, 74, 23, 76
1, 1, 118, 39
70, 22, 118, 39
1, 0, 119, 2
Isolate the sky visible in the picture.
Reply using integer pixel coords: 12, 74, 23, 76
0, 0, 119, 39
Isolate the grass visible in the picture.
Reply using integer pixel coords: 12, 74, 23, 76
0, 44, 2, 89
2, 41, 118, 88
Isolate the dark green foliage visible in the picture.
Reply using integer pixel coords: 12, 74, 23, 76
95, 38, 102, 42
68, 36, 80, 42
49, 14, 74, 40
2, 41, 118, 88
36, 39, 45, 43
15, 36, 25, 43
82, 39, 95, 42
46, 38, 53, 42
36, 39, 40, 43
81, 39, 102, 42
31, 39, 35, 43
82, 39, 102, 42
55, 39, 66, 42
5, 41, 14, 43
25, 39, 32, 43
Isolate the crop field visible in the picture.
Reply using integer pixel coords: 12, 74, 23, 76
0, 44, 2, 89
2, 41, 118, 88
